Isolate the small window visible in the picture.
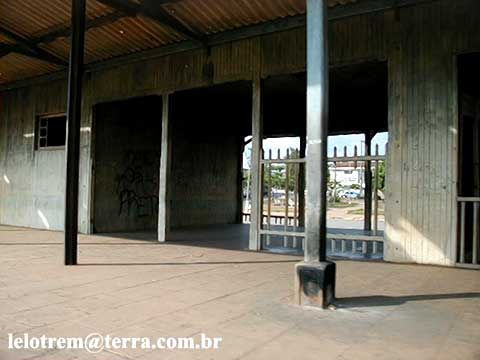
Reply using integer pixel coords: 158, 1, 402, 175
36, 114, 67, 149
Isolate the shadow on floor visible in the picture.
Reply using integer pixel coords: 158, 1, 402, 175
92, 224, 251, 251
337, 292, 480, 308
78, 259, 299, 266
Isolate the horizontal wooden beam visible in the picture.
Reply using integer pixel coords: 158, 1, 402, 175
458, 197, 480, 203
0, 0, 440, 91
0, 11, 128, 65
0, 26, 67, 66
36, 11, 127, 45
97, 0, 206, 45
0, 45, 12, 58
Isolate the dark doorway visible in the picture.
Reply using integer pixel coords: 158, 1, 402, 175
457, 53, 480, 265
168, 81, 251, 239
458, 53, 480, 198
92, 96, 162, 233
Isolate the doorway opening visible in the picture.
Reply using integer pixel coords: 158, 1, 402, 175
166, 81, 252, 250
457, 53, 480, 266
253, 61, 389, 259
92, 96, 162, 234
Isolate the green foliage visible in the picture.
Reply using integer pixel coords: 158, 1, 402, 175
328, 180, 343, 203
377, 161, 386, 190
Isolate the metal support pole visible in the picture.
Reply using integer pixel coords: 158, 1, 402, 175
249, 76, 263, 251
295, 0, 335, 309
65, 0, 86, 266
305, 0, 329, 263
364, 132, 373, 232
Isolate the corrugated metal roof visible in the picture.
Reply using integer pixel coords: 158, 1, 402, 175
0, 0, 113, 39
40, 15, 183, 64
0, 0, 357, 85
163, 0, 306, 34
0, 53, 61, 83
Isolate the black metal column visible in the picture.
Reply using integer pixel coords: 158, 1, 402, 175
65, 0, 86, 266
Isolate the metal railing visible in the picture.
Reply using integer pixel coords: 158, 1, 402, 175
329, 144, 386, 236
259, 149, 305, 249
243, 212, 384, 257
458, 197, 480, 267
243, 142, 386, 258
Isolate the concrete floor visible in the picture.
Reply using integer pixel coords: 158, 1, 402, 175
0, 225, 479, 360
103, 224, 383, 260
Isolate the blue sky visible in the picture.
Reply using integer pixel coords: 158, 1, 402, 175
243, 132, 388, 167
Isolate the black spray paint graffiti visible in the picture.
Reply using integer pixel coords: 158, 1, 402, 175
116, 151, 160, 218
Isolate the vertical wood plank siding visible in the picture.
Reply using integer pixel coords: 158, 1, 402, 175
386, 0, 480, 266
0, 0, 479, 264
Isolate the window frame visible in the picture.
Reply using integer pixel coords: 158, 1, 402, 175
35, 113, 67, 151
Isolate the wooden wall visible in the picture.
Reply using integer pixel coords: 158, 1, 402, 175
386, 0, 480, 266
0, 0, 479, 265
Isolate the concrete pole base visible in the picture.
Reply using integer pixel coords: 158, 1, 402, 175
294, 261, 336, 308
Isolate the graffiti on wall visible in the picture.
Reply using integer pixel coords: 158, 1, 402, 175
116, 150, 160, 218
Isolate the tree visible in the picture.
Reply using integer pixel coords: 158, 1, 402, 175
377, 161, 386, 191
263, 147, 301, 192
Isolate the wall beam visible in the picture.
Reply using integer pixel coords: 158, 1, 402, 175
65, 0, 86, 266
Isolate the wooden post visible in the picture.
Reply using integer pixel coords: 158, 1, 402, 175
65, 0, 86, 266
295, 0, 335, 309
267, 149, 272, 246
364, 132, 373, 231
249, 76, 263, 251
158, 94, 172, 242
284, 149, 290, 247
298, 135, 306, 227
236, 137, 245, 224
373, 155, 380, 235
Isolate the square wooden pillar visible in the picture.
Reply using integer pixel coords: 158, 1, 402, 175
158, 94, 172, 242
248, 76, 263, 251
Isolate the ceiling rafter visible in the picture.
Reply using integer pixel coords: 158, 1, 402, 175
97, 0, 207, 46
0, 11, 128, 65
36, 11, 127, 45
0, 26, 68, 66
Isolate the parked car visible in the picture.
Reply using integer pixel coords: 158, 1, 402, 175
342, 190, 360, 199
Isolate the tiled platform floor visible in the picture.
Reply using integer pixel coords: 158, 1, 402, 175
0, 225, 479, 360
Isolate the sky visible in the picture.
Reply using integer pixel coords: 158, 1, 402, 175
243, 132, 388, 168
